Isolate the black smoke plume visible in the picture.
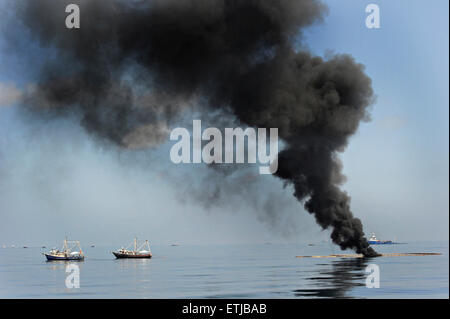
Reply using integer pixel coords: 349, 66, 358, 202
7, 0, 378, 256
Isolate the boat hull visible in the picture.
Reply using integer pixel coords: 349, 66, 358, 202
45, 254, 84, 261
112, 251, 152, 259
368, 241, 394, 245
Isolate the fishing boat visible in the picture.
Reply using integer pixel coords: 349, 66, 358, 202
43, 238, 85, 261
112, 237, 152, 259
368, 233, 394, 245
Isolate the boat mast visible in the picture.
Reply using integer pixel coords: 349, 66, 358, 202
134, 237, 137, 252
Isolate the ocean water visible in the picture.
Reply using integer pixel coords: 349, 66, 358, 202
0, 241, 448, 298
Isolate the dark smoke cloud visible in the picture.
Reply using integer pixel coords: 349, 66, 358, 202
7, 0, 378, 256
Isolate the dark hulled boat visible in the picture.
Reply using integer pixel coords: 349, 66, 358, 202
45, 252, 85, 261
112, 250, 152, 258
112, 238, 152, 259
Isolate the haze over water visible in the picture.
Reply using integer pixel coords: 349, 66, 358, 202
0, 241, 447, 298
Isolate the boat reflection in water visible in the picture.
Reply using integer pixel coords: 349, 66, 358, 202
293, 258, 369, 298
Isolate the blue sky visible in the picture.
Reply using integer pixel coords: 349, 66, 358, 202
0, 0, 448, 246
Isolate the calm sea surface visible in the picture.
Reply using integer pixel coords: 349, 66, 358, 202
0, 241, 448, 298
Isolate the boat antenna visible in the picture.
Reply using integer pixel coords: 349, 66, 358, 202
64, 236, 68, 252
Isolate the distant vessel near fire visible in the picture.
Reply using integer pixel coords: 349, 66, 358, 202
43, 238, 84, 261
112, 237, 152, 259
368, 233, 398, 245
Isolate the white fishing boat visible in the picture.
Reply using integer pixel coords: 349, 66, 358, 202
44, 238, 85, 261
